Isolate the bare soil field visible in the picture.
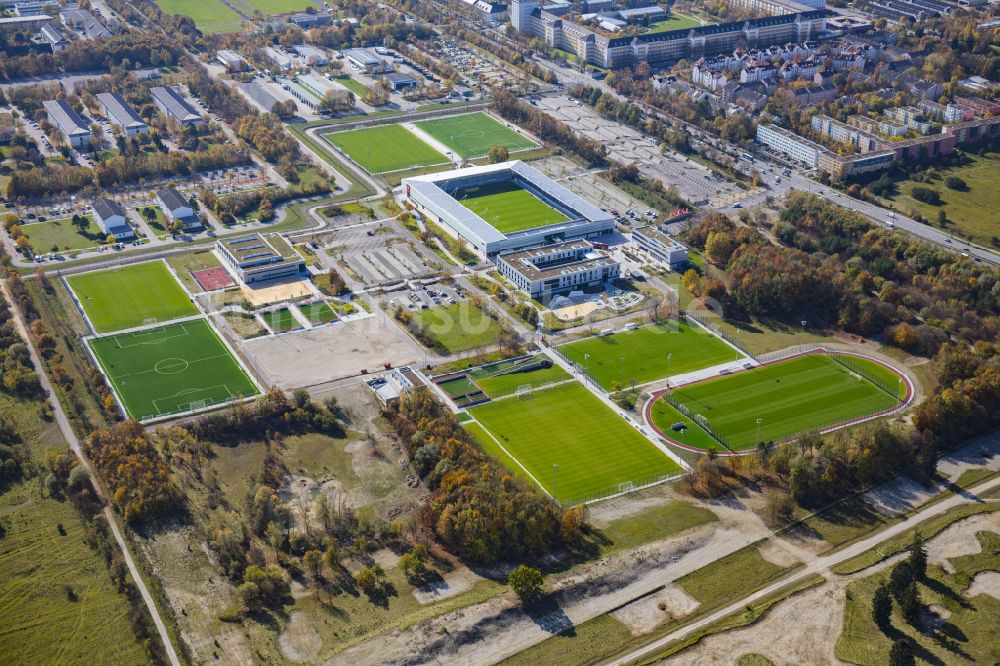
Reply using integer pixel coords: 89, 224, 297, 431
242, 313, 419, 387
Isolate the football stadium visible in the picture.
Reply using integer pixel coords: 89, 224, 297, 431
402, 161, 614, 258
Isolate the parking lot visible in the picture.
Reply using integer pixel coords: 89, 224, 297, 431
535, 95, 740, 206
322, 221, 440, 288
384, 282, 468, 313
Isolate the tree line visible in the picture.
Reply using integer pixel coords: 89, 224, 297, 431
386, 388, 579, 563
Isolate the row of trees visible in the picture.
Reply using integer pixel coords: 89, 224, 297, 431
386, 388, 577, 563
84, 421, 184, 524
0, 32, 181, 81
683, 192, 1000, 358
198, 176, 330, 224
492, 90, 607, 167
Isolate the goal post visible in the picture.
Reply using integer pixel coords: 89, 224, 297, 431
516, 383, 532, 399
618, 481, 634, 494
187, 399, 207, 413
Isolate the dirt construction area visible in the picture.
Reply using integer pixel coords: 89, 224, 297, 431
663, 507, 1000, 665
241, 312, 421, 387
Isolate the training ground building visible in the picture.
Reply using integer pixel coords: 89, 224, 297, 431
401, 161, 615, 259
216, 233, 305, 285
497, 239, 620, 298
92, 198, 135, 240
632, 226, 688, 270
156, 188, 201, 231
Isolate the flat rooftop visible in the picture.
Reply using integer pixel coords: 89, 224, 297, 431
220, 233, 294, 266
500, 240, 616, 281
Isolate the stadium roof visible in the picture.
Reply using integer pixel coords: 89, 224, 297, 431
403, 161, 611, 244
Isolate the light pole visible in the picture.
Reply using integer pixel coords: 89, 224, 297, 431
667, 352, 672, 375
756, 417, 763, 445
553, 464, 559, 502
620, 356, 625, 387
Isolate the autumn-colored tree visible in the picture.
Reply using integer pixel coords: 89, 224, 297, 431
508, 565, 544, 604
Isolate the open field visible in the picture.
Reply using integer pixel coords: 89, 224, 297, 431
410, 302, 500, 353
325, 125, 447, 174
239, 0, 315, 14
837, 531, 1000, 665
67, 260, 198, 333
557, 320, 740, 390
298, 301, 337, 325
165, 250, 225, 293
414, 112, 537, 159
455, 181, 569, 234
23, 215, 103, 253
0, 394, 148, 665
647, 13, 702, 31
261, 307, 298, 332
87, 318, 259, 420
882, 149, 1000, 246
653, 354, 903, 451
468, 382, 682, 503
154, 0, 242, 32
332, 74, 370, 97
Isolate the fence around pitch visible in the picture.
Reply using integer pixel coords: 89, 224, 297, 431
557, 470, 688, 507
659, 390, 733, 453
683, 311, 754, 360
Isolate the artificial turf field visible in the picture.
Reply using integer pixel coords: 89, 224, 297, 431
261, 308, 297, 332
87, 318, 259, 420
298, 301, 337, 325
325, 124, 447, 174
414, 112, 537, 159
454, 181, 569, 234
468, 382, 681, 503
67, 261, 199, 333
558, 320, 742, 390
652, 354, 903, 451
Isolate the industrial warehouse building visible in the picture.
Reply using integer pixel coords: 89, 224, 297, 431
401, 161, 615, 258
42, 99, 90, 147
150, 86, 204, 127
96, 92, 147, 137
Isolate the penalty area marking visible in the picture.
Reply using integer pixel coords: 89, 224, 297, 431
152, 384, 234, 415
112, 322, 191, 349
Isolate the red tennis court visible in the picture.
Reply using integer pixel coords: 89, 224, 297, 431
192, 267, 235, 291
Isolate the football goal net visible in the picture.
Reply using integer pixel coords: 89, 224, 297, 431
187, 399, 208, 412
516, 383, 533, 399
618, 481, 635, 493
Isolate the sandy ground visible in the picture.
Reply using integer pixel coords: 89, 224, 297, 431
757, 541, 802, 568
924, 511, 1000, 573
965, 571, 1000, 600
321, 497, 772, 666
242, 313, 420, 387
551, 301, 599, 321
279, 611, 323, 663
612, 584, 700, 635
859, 476, 939, 518
135, 526, 254, 666
413, 565, 481, 604
588, 491, 672, 527
241, 278, 314, 306
664, 496, 1000, 664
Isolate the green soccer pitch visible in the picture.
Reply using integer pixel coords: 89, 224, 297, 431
455, 181, 569, 234
558, 320, 742, 391
649, 354, 905, 451
324, 124, 448, 174
414, 112, 537, 159
67, 261, 199, 333
87, 318, 260, 420
468, 382, 682, 503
